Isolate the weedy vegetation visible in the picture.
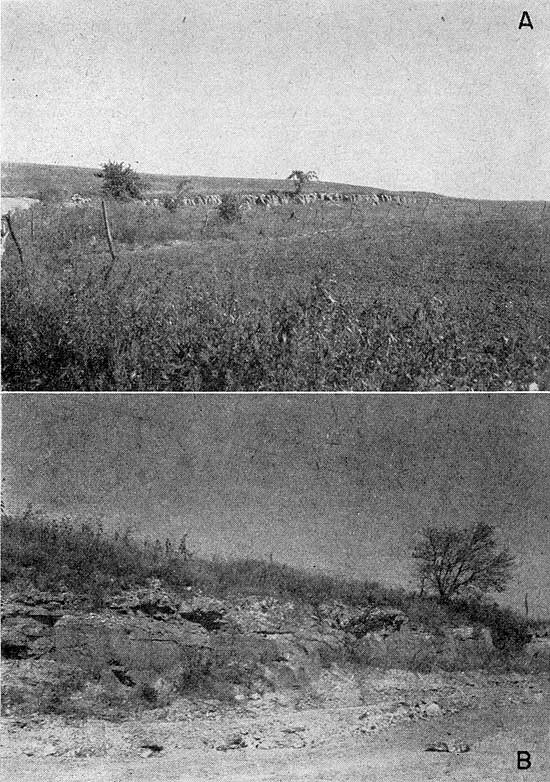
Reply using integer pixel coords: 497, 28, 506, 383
2, 511, 533, 653
2, 167, 549, 390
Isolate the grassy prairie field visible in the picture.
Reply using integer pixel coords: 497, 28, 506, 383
2, 164, 549, 390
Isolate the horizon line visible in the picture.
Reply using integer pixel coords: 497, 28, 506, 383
3, 159, 547, 204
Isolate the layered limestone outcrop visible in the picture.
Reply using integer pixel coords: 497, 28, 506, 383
1, 583, 499, 706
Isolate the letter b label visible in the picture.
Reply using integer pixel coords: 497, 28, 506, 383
517, 751, 531, 770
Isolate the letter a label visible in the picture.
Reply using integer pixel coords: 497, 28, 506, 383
518, 11, 533, 29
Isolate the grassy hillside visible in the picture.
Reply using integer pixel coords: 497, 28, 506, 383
1, 161, 421, 199
2, 163, 373, 198
1, 511, 532, 652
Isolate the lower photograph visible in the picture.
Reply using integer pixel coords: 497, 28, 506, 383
1, 393, 549, 781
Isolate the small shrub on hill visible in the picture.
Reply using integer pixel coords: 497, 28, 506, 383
218, 193, 241, 222
402, 593, 532, 653
163, 194, 178, 211
450, 598, 532, 651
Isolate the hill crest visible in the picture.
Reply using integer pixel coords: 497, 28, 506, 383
1, 160, 448, 201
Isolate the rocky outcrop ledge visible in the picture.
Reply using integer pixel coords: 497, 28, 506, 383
2, 584, 498, 714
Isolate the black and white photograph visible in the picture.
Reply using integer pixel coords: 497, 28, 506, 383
1, 0, 548, 391
1, 393, 549, 780
1, 2, 549, 781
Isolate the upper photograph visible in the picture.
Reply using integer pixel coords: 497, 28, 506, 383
1, 0, 548, 391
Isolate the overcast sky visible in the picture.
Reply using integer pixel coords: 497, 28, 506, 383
3, 394, 549, 617
2, 0, 549, 199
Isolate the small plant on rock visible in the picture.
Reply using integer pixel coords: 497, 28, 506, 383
218, 193, 241, 223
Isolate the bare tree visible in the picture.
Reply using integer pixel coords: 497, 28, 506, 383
411, 522, 515, 603
286, 170, 319, 194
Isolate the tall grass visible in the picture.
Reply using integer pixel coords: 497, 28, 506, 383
0, 511, 405, 606
3, 200, 548, 390
1, 511, 193, 598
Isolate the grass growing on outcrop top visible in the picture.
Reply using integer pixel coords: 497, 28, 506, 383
1, 512, 532, 653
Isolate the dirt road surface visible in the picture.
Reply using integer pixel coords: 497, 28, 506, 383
2, 676, 548, 782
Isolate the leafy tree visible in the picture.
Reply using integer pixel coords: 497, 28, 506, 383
96, 161, 147, 201
286, 170, 319, 194
412, 522, 515, 603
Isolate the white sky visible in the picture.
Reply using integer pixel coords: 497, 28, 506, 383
1, 0, 549, 198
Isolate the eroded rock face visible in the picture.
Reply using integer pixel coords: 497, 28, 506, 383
225, 597, 307, 634
344, 608, 409, 638
1, 598, 65, 659
476, 627, 494, 650
1, 659, 85, 716
2, 587, 82, 612
316, 603, 408, 638
449, 626, 475, 641
1, 617, 56, 659
107, 589, 181, 619
54, 614, 211, 684
225, 597, 348, 673
350, 622, 495, 668
1, 585, 502, 711
178, 596, 228, 631
106, 589, 228, 631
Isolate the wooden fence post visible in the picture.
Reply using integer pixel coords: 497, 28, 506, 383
4, 213, 24, 266
1, 217, 8, 257
101, 199, 117, 263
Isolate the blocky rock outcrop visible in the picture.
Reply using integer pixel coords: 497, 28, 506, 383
1, 585, 503, 711
54, 614, 210, 684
